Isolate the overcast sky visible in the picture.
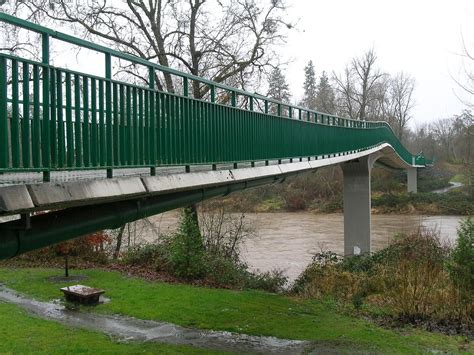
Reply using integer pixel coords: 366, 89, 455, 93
280, 0, 473, 128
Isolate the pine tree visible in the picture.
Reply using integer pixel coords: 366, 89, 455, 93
267, 67, 291, 103
302, 60, 317, 110
315, 71, 336, 114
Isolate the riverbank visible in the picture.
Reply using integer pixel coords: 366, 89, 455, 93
0, 267, 471, 354
206, 165, 472, 215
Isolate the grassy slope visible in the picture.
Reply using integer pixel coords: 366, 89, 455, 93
0, 267, 471, 354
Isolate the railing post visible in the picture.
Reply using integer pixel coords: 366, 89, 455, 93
184, 77, 191, 172
0, 56, 8, 169
149, 66, 156, 176
210, 85, 217, 170
105, 53, 113, 178
42, 33, 51, 182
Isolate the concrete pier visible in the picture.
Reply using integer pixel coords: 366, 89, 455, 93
341, 154, 380, 256
407, 167, 417, 193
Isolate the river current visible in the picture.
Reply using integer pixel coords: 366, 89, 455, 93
142, 212, 462, 282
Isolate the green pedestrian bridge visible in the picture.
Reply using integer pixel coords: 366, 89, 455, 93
0, 14, 430, 259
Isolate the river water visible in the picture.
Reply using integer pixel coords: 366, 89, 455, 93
142, 212, 463, 283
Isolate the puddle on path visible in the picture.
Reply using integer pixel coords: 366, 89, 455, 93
0, 286, 312, 354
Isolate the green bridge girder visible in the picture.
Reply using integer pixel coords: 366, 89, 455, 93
0, 13, 429, 180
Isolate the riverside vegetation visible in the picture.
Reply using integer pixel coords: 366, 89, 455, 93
293, 219, 473, 337
210, 163, 473, 215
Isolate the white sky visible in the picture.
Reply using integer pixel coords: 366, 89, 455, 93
280, 0, 473, 128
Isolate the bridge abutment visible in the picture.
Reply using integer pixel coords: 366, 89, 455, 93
407, 167, 417, 193
341, 154, 380, 256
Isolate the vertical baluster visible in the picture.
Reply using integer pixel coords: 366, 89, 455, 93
56, 70, 65, 168
32, 65, 40, 168
42, 34, 50, 179
113, 82, 119, 166
22, 62, 30, 168
105, 53, 113, 176
144, 87, 149, 164
126, 85, 132, 165
148, 67, 155, 172
132, 86, 138, 165
138, 89, 144, 165
91, 78, 98, 167
0, 57, 8, 169
49, 68, 57, 168
119, 84, 125, 165
210, 85, 217, 162
98, 80, 106, 166
65, 72, 74, 167
83, 76, 89, 167
74, 73, 82, 167
11, 59, 20, 168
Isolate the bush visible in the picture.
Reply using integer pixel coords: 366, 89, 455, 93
122, 242, 170, 270
294, 228, 473, 331
245, 269, 288, 293
449, 218, 474, 300
169, 208, 206, 280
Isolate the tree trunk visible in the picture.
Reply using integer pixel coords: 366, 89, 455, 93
113, 225, 126, 260
64, 254, 69, 278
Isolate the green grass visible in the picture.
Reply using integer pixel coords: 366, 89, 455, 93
451, 174, 466, 183
0, 267, 471, 354
0, 302, 213, 354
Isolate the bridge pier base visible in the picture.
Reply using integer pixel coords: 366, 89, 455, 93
341, 154, 380, 256
407, 167, 417, 193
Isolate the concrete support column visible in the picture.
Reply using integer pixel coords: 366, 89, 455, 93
341, 155, 379, 256
407, 167, 417, 193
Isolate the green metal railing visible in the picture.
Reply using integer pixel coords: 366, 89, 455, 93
0, 13, 428, 179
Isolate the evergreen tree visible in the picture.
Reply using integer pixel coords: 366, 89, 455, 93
267, 67, 291, 103
170, 207, 206, 280
302, 60, 317, 110
315, 71, 336, 114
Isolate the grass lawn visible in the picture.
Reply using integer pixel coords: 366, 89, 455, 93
0, 302, 214, 354
0, 267, 471, 354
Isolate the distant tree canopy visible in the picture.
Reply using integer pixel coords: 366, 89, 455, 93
267, 66, 291, 104
301, 60, 317, 110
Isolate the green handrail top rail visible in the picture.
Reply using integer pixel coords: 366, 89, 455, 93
0, 12, 389, 126
0, 13, 429, 176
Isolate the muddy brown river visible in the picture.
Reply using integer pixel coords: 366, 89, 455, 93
139, 212, 463, 282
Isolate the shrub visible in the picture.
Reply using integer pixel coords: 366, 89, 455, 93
294, 228, 473, 330
169, 208, 206, 280
122, 242, 171, 271
449, 218, 474, 300
245, 268, 288, 293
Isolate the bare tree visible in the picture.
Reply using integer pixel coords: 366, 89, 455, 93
389, 72, 415, 142
17, 0, 290, 97
432, 118, 458, 161
333, 48, 385, 120
453, 35, 474, 109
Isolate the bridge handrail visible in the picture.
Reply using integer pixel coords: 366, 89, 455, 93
0, 13, 428, 176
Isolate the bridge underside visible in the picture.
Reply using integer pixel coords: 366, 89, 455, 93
0, 143, 420, 259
